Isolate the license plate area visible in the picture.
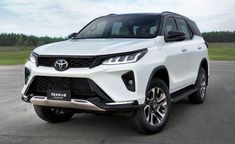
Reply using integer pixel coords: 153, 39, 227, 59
47, 90, 71, 101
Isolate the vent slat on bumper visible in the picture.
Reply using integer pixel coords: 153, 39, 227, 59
26, 76, 113, 102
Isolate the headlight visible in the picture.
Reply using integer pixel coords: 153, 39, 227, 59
29, 52, 37, 63
102, 49, 147, 65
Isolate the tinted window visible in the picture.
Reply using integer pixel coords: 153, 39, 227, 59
111, 22, 123, 35
187, 20, 202, 36
76, 15, 161, 39
164, 17, 177, 33
175, 18, 191, 40
80, 21, 108, 38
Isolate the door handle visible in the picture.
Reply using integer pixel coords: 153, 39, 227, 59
197, 46, 202, 50
181, 48, 187, 52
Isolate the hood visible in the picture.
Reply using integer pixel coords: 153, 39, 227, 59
34, 39, 156, 56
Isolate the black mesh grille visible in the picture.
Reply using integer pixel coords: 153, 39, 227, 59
26, 76, 97, 99
37, 56, 96, 68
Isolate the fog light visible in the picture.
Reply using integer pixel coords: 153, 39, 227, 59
128, 80, 134, 85
25, 67, 31, 84
122, 71, 135, 92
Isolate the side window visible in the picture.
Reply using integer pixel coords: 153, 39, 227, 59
187, 20, 202, 36
164, 17, 177, 33
175, 18, 192, 40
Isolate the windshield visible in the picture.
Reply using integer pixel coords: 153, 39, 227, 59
75, 15, 161, 39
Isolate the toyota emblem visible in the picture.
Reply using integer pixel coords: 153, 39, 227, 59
54, 59, 69, 71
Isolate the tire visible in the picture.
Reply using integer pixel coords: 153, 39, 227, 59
34, 105, 74, 123
132, 79, 171, 134
188, 67, 207, 104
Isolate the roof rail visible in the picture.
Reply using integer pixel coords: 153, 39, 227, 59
161, 11, 187, 18
161, 11, 178, 15
107, 13, 116, 16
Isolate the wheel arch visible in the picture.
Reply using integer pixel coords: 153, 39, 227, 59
199, 58, 209, 85
146, 66, 170, 95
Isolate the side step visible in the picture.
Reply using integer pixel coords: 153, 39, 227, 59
170, 85, 197, 102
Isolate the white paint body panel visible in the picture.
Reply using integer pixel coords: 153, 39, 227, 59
34, 39, 156, 56
22, 35, 208, 105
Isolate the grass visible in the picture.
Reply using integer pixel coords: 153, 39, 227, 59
0, 43, 234, 65
0, 46, 33, 65
208, 43, 235, 61
0, 50, 31, 65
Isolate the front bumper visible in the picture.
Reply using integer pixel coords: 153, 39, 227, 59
21, 59, 152, 111
22, 95, 140, 112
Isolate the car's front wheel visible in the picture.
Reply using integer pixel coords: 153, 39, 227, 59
132, 79, 171, 134
34, 105, 74, 123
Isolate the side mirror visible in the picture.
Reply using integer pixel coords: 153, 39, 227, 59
165, 31, 186, 42
68, 32, 77, 39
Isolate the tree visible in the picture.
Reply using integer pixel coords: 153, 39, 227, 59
202, 31, 235, 42
15, 35, 24, 46
0, 33, 65, 46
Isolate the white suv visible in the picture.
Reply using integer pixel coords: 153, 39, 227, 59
22, 12, 209, 134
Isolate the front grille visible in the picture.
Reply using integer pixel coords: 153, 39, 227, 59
37, 56, 96, 68
26, 76, 113, 101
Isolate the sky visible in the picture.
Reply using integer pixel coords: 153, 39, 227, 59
0, 0, 235, 37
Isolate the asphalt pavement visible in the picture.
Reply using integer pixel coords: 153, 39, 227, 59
0, 61, 234, 144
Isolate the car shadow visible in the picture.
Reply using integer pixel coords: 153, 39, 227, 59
37, 97, 195, 137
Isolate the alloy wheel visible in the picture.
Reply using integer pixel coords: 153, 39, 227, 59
200, 72, 206, 98
144, 87, 168, 126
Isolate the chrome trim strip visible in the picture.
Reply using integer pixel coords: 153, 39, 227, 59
22, 94, 28, 99
105, 101, 134, 106
30, 96, 106, 111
